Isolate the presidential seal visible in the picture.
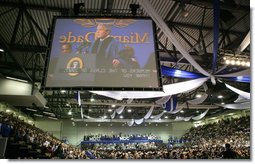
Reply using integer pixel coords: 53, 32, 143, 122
66, 57, 83, 76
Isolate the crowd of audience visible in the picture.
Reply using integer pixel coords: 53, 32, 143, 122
0, 111, 89, 159
0, 110, 250, 159
83, 133, 159, 141
180, 116, 250, 159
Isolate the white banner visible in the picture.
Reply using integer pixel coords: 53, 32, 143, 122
90, 77, 208, 100
168, 105, 183, 114
127, 119, 135, 126
144, 106, 154, 119
234, 95, 248, 103
134, 118, 144, 125
156, 96, 171, 105
225, 83, 250, 99
139, 0, 210, 77
127, 98, 134, 104
151, 111, 165, 120
192, 109, 209, 121
217, 102, 250, 109
116, 105, 125, 114
110, 111, 116, 119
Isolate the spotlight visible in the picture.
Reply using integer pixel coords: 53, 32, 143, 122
68, 110, 72, 115
223, 55, 250, 67
241, 61, 246, 66
129, 4, 140, 16
230, 59, 235, 65
236, 60, 241, 65
217, 95, 223, 99
179, 2, 189, 18
196, 94, 202, 98
73, 3, 84, 15
180, 9, 189, 18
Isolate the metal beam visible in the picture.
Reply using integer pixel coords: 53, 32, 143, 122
24, 9, 47, 41
167, 21, 246, 36
10, 44, 47, 52
172, 26, 198, 53
187, 0, 250, 12
81, 101, 219, 109
10, 7, 23, 45
0, 1, 64, 12
0, 6, 16, 17
0, 34, 33, 82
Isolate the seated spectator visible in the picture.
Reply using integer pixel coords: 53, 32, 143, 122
221, 143, 238, 159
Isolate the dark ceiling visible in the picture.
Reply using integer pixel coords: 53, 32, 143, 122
0, 0, 250, 124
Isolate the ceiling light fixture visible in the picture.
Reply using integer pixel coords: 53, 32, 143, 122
179, 1, 189, 18
222, 54, 250, 67
68, 110, 72, 115
60, 90, 66, 93
196, 94, 202, 98
217, 95, 223, 99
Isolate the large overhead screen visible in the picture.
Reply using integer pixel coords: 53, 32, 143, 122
44, 18, 162, 90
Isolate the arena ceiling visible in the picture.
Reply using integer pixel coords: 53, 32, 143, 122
0, 0, 250, 123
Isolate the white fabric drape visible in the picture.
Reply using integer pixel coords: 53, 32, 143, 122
83, 114, 90, 119
139, 0, 210, 77
156, 96, 171, 105
192, 109, 209, 120
144, 106, 154, 119
174, 116, 184, 121
83, 115, 105, 120
90, 77, 208, 100
203, 83, 208, 91
168, 105, 183, 114
217, 102, 250, 109
127, 98, 134, 104
77, 91, 81, 106
236, 31, 250, 53
215, 65, 228, 74
116, 105, 125, 114
134, 118, 144, 125
151, 111, 165, 120
225, 84, 250, 99
187, 94, 208, 105
127, 119, 135, 126
164, 96, 178, 112
111, 111, 116, 119
80, 107, 84, 119
234, 95, 248, 103
184, 116, 193, 121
